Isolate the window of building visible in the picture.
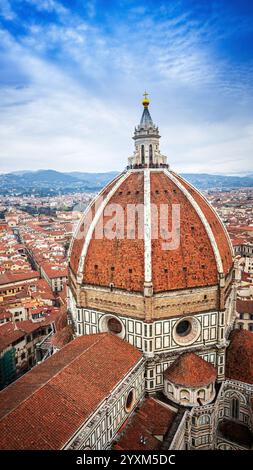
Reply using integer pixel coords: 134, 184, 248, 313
197, 389, 206, 401
141, 145, 145, 164
180, 389, 190, 402
125, 389, 135, 412
198, 414, 210, 425
167, 383, 173, 394
249, 324, 253, 332
149, 144, 153, 165
176, 319, 191, 337
231, 397, 240, 419
107, 318, 122, 335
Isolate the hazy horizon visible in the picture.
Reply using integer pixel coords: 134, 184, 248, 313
0, 168, 253, 178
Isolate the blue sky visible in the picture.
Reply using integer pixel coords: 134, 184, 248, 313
0, 0, 252, 174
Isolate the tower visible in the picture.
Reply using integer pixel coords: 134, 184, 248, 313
128, 92, 167, 168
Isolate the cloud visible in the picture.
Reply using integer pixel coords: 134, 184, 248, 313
0, 0, 16, 20
0, 0, 252, 174
23, 0, 69, 17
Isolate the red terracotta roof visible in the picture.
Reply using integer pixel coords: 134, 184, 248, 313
41, 262, 68, 279
83, 172, 144, 292
236, 299, 253, 315
226, 329, 253, 384
114, 398, 177, 450
164, 352, 217, 387
151, 172, 218, 291
70, 174, 123, 274
51, 325, 73, 349
0, 333, 142, 449
172, 172, 233, 275
69, 169, 233, 294
0, 322, 25, 352
218, 420, 253, 448
0, 271, 39, 286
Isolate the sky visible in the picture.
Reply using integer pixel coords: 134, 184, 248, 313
0, 0, 253, 175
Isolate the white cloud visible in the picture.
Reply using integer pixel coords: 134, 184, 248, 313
0, 0, 16, 20
0, 2, 252, 174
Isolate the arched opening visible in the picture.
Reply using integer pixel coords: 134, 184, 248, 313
197, 389, 206, 401
198, 414, 210, 426
108, 317, 122, 335
125, 389, 135, 412
167, 382, 173, 394
231, 397, 240, 419
141, 145, 145, 165
176, 319, 192, 337
149, 144, 153, 165
180, 389, 190, 403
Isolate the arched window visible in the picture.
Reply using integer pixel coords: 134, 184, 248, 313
180, 389, 190, 402
231, 397, 239, 419
198, 414, 210, 426
167, 382, 173, 394
197, 389, 206, 401
141, 145, 145, 165
149, 144, 153, 165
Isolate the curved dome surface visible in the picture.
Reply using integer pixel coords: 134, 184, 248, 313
164, 352, 217, 387
69, 168, 233, 294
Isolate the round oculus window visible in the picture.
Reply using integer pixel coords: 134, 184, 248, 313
176, 319, 192, 337
108, 317, 122, 335
173, 317, 201, 346
125, 389, 135, 412
99, 314, 125, 339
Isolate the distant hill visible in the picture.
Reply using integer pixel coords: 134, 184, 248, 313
0, 169, 117, 196
0, 169, 252, 196
180, 173, 253, 190
66, 171, 119, 184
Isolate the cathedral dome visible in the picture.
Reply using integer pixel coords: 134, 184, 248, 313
69, 166, 233, 295
163, 352, 217, 406
164, 352, 217, 388
69, 96, 233, 311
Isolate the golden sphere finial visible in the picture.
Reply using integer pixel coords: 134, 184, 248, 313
142, 91, 150, 108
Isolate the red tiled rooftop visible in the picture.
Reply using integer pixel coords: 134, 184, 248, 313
173, 172, 233, 276
0, 333, 142, 449
70, 170, 233, 294
70, 174, 123, 274
226, 329, 253, 384
0, 271, 40, 286
164, 352, 217, 387
218, 420, 253, 448
236, 299, 253, 315
51, 325, 73, 349
114, 398, 177, 450
0, 322, 26, 352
